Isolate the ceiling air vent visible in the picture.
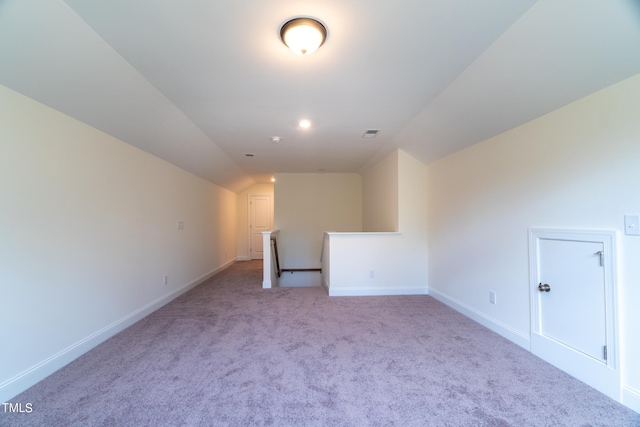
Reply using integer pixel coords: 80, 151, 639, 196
244, 153, 255, 158
362, 129, 379, 138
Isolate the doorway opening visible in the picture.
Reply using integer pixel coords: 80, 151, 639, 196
249, 194, 272, 260
529, 228, 619, 400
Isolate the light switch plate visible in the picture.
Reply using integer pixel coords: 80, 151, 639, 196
624, 215, 640, 236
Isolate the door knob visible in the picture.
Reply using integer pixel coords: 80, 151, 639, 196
538, 283, 551, 292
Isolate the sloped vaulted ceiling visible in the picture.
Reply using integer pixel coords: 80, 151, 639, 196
1, 0, 640, 192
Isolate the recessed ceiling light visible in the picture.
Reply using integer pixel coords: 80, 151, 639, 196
299, 119, 311, 129
362, 129, 379, 138
270, 177, 276, 182
271, 136, 281, 143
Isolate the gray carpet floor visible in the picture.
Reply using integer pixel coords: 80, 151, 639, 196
3, 260, 639, 426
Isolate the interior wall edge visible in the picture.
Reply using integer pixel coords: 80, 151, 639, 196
622, 386, 640, 413
0, 259, 235, 403
328, 286, 428, 297
427, 288, 531, 351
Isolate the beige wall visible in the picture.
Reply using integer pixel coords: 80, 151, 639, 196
425, 73, 640, 410
397, 149, 429, 281
326, 149, 428, 295
274, 173, 362, 272
362, 150, 398, 232
0, 85, 238, 401
236, 183, 274, 260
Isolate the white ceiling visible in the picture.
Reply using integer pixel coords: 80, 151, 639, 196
2, 0, 640, 193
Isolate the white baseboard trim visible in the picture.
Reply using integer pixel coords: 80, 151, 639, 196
531, 332, 620, 401
622, 385, 640, 414
428, 289, 640, 413
237, 256, 251, 261
428, 288, 530, 350
328, 286, 428, 297
0, 259, 235, 402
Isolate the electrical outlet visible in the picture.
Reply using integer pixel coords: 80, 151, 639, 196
369, 270, 375, 279
177, 221, 184, 230
163, 275, 168, 285
490, 291, 497, 305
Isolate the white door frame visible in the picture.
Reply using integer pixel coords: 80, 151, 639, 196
248, 193, 273, 260
528, 228, 620, 400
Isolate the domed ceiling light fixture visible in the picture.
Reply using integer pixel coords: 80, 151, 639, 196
280, 17, 327, 56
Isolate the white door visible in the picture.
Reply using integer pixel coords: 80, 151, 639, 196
250, 195, 271, 260
538, 239, 606, 361
529, 229, 619, 400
